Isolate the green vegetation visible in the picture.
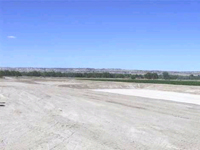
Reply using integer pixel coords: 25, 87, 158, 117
0, 70, 132, 78
162, 72, 170, 80
0, 70, 200, 86
80, 78, 200, 86
144, 72, 159, 79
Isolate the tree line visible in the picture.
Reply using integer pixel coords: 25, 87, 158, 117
0, 70, 134, 78
0, 70, 200, 80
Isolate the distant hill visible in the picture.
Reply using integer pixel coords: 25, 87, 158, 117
0, 67, 200, 76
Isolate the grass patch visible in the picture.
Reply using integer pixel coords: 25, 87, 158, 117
79, 78, 200, 86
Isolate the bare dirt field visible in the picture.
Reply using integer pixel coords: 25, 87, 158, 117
0, 77, 200, 150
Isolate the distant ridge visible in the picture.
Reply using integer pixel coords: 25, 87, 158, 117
0, 67, 200, 76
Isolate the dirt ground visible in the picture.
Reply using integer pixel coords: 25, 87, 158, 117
0, 77, 200, 150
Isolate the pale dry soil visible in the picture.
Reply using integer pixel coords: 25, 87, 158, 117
0, 77, 200, 150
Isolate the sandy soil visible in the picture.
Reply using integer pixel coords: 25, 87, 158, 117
0, 77, 200, 150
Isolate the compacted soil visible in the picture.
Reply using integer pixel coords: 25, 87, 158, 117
0, 77, 200, 150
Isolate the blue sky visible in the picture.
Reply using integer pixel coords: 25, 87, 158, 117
0, 0, 200, 71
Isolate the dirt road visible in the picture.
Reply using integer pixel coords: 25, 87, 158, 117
0, 77, 200, 150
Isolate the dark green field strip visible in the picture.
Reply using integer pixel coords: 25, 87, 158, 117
79, 78, 200, 86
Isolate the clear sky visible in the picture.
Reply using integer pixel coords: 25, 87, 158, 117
0, 0, 200, 71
